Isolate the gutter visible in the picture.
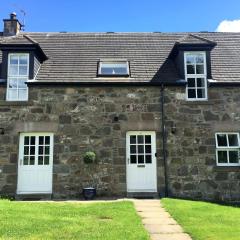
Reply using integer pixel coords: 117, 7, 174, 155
26, 79, 187, 87
161, 83, 169, 197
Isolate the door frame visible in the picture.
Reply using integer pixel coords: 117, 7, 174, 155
17, 132, 54, 194
126, 131, 157, 193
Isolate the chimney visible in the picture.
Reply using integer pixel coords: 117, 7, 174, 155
3, 12, 22, 36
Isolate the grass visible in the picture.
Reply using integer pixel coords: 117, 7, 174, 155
0, 200, 149, 240
162, 198, 240, 240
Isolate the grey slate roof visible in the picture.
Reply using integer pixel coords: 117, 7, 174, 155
1, 32, 240, 83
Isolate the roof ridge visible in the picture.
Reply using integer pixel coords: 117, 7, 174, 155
23, 34, 39, 44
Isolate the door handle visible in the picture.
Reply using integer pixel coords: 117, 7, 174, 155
128, 158, 130, 164
20, 159, 23, 165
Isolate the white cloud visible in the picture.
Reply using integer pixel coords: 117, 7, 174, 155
216, 19, 240, 32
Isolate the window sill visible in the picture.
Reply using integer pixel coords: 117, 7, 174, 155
213, 166, 240, 172
0, 101, 31, 106
182, 101, 211, 105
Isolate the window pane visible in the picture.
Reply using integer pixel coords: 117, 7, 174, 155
24, 146, 29, 155
39, 146, 43, 155
188, 89, 196, 99
138, 145, 144, 154
130, 155, 137, 164
145, 145, 151, 153
138, 155, 144, 164
24, 136, 29, 145
29, 156, 35, 165
19, 66, 28, 76
196, 64, 204, 74
44, 156, 50, 165
38, 156, 43, 165
19, 55, 28, 65
30, 146, 35, 155
45, 146, 50, 155
39, 136, 44, 145
145, 155, 152, 164
145, 135, 151, 144
9, 65, 18, 75
217, 151, 228, 163
130, 135, 136, 144
228, 134, 239, 147
130, 145, 136, 154
186, 55, 195, 64
137, 135, 144, 144
187, 65, 195, 74
8, 78, 18, 88
187, 78, 195, 87
114, 67, 128, 74
18, 78, 27, 88
196, 55, 204, 64
229, 151, 239, 164
23, 156, 29, 165
100, 62, 128, 75
7, 89, 18, 100
197, 78, 205, 87
197, 89, 205, 99
30, 137, 35, 145
217, 134, 227, 147
18, 89, 28, 100
10, 55, 18, 64
45, 136, 50, 145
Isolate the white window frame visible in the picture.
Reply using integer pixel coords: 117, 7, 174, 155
184, 52, 208, 101
98, 61, 130, 76
215, 132, 240, 166
7, 53, 29, 101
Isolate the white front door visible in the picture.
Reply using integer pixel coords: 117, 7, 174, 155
17, 133, 54, 194
126, 131, 157, 192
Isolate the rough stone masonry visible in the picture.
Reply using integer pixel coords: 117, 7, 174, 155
0, 85, 239, 201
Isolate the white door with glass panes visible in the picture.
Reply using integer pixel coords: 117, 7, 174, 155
126, 131, 157, 192
17, 133, 54, 194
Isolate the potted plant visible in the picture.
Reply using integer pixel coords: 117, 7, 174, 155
82, 151, 97, 200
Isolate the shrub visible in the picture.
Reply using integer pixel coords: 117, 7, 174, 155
83, 151, 96, 164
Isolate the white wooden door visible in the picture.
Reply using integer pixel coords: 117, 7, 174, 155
126, 131, 157, 192
17, 133, 54, 194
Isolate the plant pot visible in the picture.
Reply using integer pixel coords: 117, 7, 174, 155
82, 187, 96, 200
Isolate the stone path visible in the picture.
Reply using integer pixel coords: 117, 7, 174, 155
133, 199, 192, 240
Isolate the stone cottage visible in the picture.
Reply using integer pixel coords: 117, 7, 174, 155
0, 13, 239, 202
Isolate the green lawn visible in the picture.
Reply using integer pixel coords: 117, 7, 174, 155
0, 200, 149, 240
162, 198, 240, 240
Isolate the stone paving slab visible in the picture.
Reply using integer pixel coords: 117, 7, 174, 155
151, 233, 192, 240
142, 217, 177, 225
133, 199, 192, 240
144, 224, 183, 234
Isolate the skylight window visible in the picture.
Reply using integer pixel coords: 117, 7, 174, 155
98, 61, 129, 76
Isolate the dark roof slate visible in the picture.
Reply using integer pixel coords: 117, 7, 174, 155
0, 32, 240, 83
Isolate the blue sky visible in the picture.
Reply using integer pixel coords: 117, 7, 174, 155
1, 0, 240, 32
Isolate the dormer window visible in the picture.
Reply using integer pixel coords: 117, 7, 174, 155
184, 52, 207, 101
7, 53, 29, 101
98, 61, 129, 77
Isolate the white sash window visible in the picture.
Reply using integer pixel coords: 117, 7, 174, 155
184, 52, 207, 101
7, 53, 29, 101
215, 133, 240, 166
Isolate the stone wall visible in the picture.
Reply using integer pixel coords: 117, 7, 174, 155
0, 86, 165, 198
165, 87, 240, 202
0, 85, 239, 202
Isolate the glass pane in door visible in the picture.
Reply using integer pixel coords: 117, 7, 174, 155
23, 136, 36, 165
129, 134, 153, 164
